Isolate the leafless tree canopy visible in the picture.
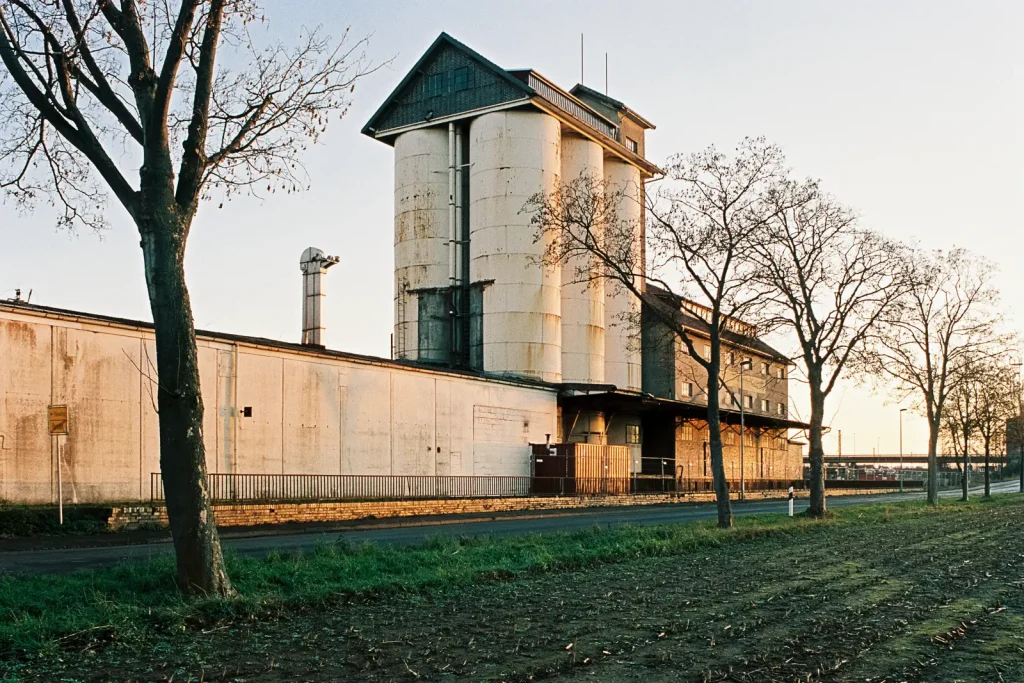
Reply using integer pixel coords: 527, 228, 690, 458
527, 137, 791, 528
757, 184, 906, 397
751, 180, 908, 515
0, 0, 378, 595
0, 0, 375, 232
866, 248, 1003, 503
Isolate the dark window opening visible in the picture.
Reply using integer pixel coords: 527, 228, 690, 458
626, 424, 642, 444
426, 72, 446, 98
626, 137, 639, 154
452, 66, 473, 91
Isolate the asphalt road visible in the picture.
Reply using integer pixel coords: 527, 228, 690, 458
2, 479, 1019, 576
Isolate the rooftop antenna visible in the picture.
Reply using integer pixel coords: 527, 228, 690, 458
580, 33, 583, 83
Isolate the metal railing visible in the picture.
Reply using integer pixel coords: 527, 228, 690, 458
151, 473, 540, 503
151, 472, 818, 504
526, 73, 619, 141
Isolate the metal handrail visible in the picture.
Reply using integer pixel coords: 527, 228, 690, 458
527, 74, 619, 141
149, 472, 817, 504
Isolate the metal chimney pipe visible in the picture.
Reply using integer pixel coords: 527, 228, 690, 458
299, 247, 339, 347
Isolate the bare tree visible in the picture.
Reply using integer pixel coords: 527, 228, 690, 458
941, 358, 979, 502
866, 249, 1001, 505
0, 0, 376, 594
528, 137, 786, 528
754, 182, 907, 517
973, 358, 1017, 497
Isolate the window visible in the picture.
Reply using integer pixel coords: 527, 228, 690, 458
626, 137, 639, 154
761, 361, 770, 375
680, 423, 694, 441
744, 395, 753, 409
426, 72, 446, 97
777, 366, 785, 379
684, 382, 694, 398
625, 424, 641, 444
761, 399, 770, 412
777, 402, 786, 416
732, 393, 740, 407
728, 351, 735, 366
703, 344, 711, 361
452, 66, 473, 91
724, 430, 736, 445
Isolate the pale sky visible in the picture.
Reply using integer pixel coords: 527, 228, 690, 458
1, 0, 1021, 458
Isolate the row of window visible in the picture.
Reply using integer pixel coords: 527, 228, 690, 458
680, 381, 786, 416
627, 423, 790, 446
729, 394, 786, 416
699, 345, 786, 379
425, 67, 475, 98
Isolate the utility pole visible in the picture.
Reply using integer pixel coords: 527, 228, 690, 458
1014, 359, 1023, 493
739, 358, 752, 501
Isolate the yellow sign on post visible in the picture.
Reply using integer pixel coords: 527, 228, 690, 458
48, 405, 69, 435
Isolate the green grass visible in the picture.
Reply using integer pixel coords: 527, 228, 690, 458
0, 495, 1015, 664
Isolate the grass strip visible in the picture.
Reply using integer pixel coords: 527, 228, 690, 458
0, 495, 1014, 662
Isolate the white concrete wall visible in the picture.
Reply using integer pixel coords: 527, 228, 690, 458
0, 307, 557, 504
604, 159, 643, 391
469, 110, 562, 382
394, 128, 451, 360
559, 135, 605, 384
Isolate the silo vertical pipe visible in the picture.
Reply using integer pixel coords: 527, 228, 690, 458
454, 127, 464, 286
448, 122, 457, 288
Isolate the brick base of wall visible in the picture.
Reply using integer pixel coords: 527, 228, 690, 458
107, 487, 899, 531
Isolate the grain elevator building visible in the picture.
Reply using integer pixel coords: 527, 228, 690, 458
0, 33, 804, 506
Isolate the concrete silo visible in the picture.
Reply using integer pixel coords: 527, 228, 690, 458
604, 159, 643, 391
559, 135, 605, 384
469, 110, 562, 382
393, 128, 450, 362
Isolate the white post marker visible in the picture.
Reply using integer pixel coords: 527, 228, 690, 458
788, 486, 795, 517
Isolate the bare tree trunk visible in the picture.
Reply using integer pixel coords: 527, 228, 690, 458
1019, 443, 1023, 493
705, 372, 733, 528
140, 218, 232, 597
927, 423, 940, 505
961, 447, 969, 502
984, 442, 990, 497
807, 374, 827, 517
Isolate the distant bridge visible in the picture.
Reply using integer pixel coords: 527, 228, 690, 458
801, 454, 1010, 466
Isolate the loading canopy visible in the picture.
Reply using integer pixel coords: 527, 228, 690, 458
558, 390, 810, 432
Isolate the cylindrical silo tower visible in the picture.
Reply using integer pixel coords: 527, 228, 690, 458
469, 110, 562, 382
604, 159, 643, 391
559, 135, 605, 384
393, 128, 450, 362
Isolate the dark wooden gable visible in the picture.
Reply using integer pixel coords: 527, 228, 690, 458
363, 34, 532, 139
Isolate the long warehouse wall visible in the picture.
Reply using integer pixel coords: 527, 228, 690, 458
0, 306, 557, 505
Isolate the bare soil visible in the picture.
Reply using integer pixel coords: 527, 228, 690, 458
11, 500, 1024, 682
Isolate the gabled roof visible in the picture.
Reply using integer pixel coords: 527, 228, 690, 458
362, 32, 662, 176
361, 32, 533, 138
570, 83, 656, 130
